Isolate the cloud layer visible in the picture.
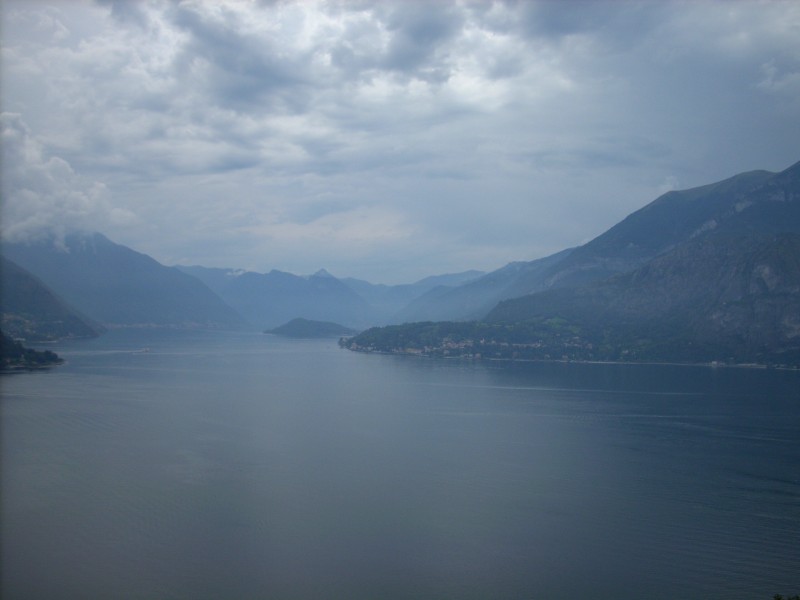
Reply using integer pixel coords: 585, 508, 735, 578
2, 0, 799, 282
1, 112, 136, 243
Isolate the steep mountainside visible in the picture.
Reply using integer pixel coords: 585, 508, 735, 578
399, 161, 800, 323
1, 256, 102, 341
534, 162, 799, 290
3, 233, 246, 330
486, 233, 800, 364
178, 266, 372, 330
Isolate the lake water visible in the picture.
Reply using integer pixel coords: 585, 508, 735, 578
2, 329, 798, 599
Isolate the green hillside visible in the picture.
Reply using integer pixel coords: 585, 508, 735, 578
1, 256, 102, 341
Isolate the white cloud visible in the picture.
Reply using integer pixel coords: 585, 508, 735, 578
0, 113, 137, 243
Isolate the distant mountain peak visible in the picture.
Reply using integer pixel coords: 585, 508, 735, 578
311, 268, 335, 279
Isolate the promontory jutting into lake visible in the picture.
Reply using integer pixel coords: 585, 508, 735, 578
3, 160, 799, 598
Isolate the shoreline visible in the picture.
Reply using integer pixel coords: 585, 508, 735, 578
342, 347, 799, 371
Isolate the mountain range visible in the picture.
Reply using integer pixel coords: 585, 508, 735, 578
395, 248, 574, 322
2, 233, 246, 331
3, 160, 799, 365
175, 266, 485, 329
1, 233, 486, 335
176, 266, 372, 330
346, 160, 800, 366
398, 162, 800, 322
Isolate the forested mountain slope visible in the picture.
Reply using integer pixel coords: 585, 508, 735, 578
3, 233, 246, 330
0, 256, 102, 341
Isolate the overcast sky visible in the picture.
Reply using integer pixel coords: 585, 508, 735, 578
2, 0, 799, 283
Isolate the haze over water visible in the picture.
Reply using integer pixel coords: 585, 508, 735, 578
2, 330, 799, 599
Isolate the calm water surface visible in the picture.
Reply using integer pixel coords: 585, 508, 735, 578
2, 329, 799, 599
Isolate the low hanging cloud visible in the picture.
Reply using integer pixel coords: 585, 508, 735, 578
0, 113, 137, 243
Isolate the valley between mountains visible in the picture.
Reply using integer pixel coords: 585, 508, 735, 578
3, 160, 800, 367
